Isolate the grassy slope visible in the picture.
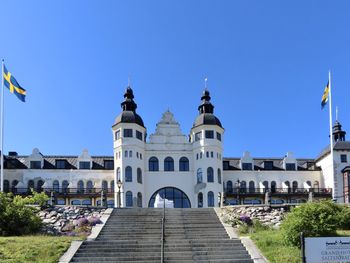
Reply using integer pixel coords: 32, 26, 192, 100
0, 236, 78, 263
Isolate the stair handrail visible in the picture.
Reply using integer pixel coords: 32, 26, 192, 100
161, 198, 165, 263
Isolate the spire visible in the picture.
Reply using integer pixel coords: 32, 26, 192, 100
121, 86, 137, 112
198, 89, 214, 114
333, 120, 346, 142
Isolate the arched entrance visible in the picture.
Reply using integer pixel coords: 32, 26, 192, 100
148, 187, 191, 208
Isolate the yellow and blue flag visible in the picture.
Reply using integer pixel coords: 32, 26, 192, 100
321, 81, 329, 109
3, 65, 26, 102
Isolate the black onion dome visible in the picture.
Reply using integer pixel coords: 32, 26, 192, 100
193, 89, 223, 128
113, 87, 145, 127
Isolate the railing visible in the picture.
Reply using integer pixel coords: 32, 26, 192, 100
161, 198, 165, 263
5, 188, 115, 195
225, 187, 332, 195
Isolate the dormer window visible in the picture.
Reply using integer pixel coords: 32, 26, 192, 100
30, 161, 41, 169
264, 161, 273, 170
79, 161, 90, 170
286, 163, 296, 171
104, 160, 114, 170
56, 160, 67, 169
242, 163, 252, 170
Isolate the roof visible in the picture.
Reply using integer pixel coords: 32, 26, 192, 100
114, 110, 145, 128
193, 113, 223, 128
223, 157, 320, 171
316, 141, 350, 162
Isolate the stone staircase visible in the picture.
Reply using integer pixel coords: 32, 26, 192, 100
70, 208, 254, 262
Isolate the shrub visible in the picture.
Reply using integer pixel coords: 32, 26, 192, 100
338, 205, 350, 230
0, 192, 42, 236
88, 217, 102, 226
281, 201, 341, 247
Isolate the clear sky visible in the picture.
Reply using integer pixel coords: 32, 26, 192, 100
0, 0, 349, 159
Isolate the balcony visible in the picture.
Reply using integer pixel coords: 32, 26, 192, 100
225, 187, 332, 197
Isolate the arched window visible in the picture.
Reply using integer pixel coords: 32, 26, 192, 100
208, 191, 214, 207
86, 180, 93, 193
227, 181, 233, 193
179, 157, 189, 171
271, 181, 277, 193
137, 192, 142, 207
37, 180, 44, 193
102, 180, 108, 192
53, 180, 59, 193
306, 181, 312, 187
11, 180, 18, 193
3, 180, 9, 192
197, 168, 203, 184
207, 167, 214, 183
129, 150, 132, 157
149, 187, 191, 208
124, 150, 128, 157
249, 181, 255, 193
262, 181, 269, 192
284, 181, 291, 193
111, 180, 115, 193
313, 181, 320, 192
292, 181, 298, 192
126, 191, 133, 207
240, 181, 247, 193
125, 166, 132, 182
77, 180, 84, 193
116, 167, 121, 181
217, 169, 222, 184
137, 168, 142, 184
164, 157, 174, 171
198, 192, 203, 208
27, 180, 34, 192
62, 180, 69, 193
149, 157, 159, 171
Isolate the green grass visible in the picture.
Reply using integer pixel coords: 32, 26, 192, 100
0, 235, 80, 263
250, 229, 301, 263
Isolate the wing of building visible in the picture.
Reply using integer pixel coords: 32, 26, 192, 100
3, 86, 350, 207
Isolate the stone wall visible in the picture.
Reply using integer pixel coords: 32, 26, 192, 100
37, 206, 106, 235
219, 205, 288, 228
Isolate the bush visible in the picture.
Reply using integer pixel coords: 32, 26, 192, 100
0, 192, 42, 236
338, 205, 350, 230
281, 201, 341, 247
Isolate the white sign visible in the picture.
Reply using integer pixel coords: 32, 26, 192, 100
305, 237, 350, 263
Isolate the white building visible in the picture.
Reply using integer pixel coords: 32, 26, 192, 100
2, 86, 350, 207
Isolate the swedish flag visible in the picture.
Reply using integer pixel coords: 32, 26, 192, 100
3, 65, 26, 102
321, 81, 329, 109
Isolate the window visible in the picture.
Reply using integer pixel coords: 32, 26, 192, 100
197, 168, 203, 184
56, 160, 66, 169
195, 132, 202, 141
262, 181, 269, 192
140, 153, 142, 160
164, 157, 174, 171
77, 180, 84, 193
111, 180, 115, 193
216, 132, 221, 141
136, 130, 143, 141
136, 152, 139, 158
271, 181, 277, 193
123, 129, 133, 137
102, 180, 108, 191
200, 152, 203, 159
179, 157, 189, 171
149, 157, 159, 171
79, 161, 90, 169
125, 150, 128, 157
264, 161, 273, 170
286, 163, 296, 171
226, 181, 233, 193
208, 191, 214, 207
211, 151, 214, 158
205, 130, 214, 139
62, 180, 69, 193
37, 180, 44, 193
217, 169, 222, 184
3, 180, 9, 192
115, 130, 121, 140
249, 181, 255, 193
240, 181, 247, 193
307, 162, 315, 170
207, 167, 214, 183
116, 167, 121, 181
137, 168, 142, 184
206, 151, 209, 158
292, 181, 298, 192
129, 150, 132, 158
196, 153, 198, 160
11, 180, 18, 193
27, 180, 34, 191
242, 163, 252, 170
86, 180, 93, 193
198, 192, 203, 208
223, 161, 229, 170
137, 192, 142, 207
53, 180, 59, 192
104, 160, 114, 170
126, 191, 133, 207
30, 161, 41, 169
82, 199, 92, 206
341, 154, 347, 163
125, 166, 132, 182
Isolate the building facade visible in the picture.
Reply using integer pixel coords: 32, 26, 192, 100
2, 86, 350, 207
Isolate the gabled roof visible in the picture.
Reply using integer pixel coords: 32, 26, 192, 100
316, 141, 350, 162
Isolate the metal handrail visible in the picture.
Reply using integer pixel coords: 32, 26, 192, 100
161, 198, 165, 263
225, 187, 332, 195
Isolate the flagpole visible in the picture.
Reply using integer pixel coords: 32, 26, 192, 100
0, 59, 4, 192
328, 70, 335, 200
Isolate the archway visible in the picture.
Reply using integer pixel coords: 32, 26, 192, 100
148, 187, 191, 208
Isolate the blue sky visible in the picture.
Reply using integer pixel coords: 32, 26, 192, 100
1, 1, 350, 159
